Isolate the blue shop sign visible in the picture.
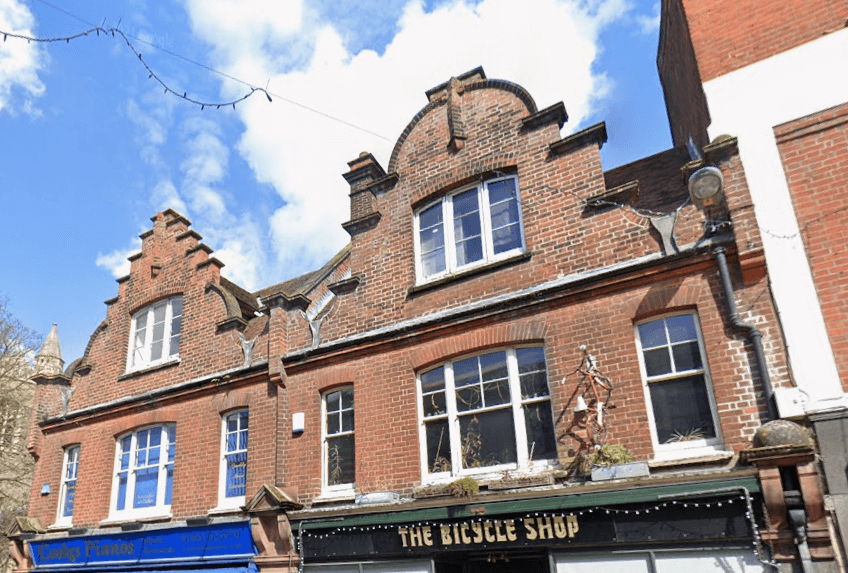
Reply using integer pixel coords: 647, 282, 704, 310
30, 522, 255, 569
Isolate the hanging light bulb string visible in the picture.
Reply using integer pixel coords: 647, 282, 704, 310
1, 24, 271, 110
299, 495, 749, 540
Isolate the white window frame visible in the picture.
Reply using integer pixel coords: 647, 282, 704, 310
55, 445, 79, 527
108, 424, 175, 521
413, 175, 525, 283
322, 387, 355, 495
217, 410, 248, 509
416, 346, 557, 484
634, 312, 723, 460
126, 296, 182, 372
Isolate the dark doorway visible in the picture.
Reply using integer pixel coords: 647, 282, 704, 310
435, 552, 549, 573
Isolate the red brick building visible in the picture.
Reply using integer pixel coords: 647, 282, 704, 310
659, 0, 848, 567
10, 66, 840, 573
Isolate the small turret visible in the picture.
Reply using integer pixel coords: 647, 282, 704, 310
34, 323, 63, 376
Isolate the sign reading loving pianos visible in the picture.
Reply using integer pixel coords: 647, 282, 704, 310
30, 522, 255, 569
302, 501, 752, 561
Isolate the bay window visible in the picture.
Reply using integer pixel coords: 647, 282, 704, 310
418, 346, 556, 480
415, 175, 524, 282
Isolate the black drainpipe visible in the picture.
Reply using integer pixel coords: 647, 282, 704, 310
714, 246, 778, 420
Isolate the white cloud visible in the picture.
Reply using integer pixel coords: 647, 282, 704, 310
0, 0, 47, 115
96, 237, 142, 278
150, 179, 187, 214
635, 2, 660, 35
181, 0, 629, 284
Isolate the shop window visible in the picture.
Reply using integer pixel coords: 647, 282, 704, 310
127, 296, 182, 371
323, 387, 355, 492
414, 175, 524, 282
635, 313, 721, 458
218, 410, 248, 508
418, 347, 556, 480
109, 424, 175, 519
55, 445, 79, 526
552, 549, 765, 573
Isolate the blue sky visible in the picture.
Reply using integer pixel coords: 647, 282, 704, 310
0, 0, 669, 364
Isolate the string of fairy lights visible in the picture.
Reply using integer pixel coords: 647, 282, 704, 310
2, 25, 272, 111
296, 494, 773, 568
0, 10, 389, 139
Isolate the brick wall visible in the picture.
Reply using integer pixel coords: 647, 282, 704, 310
28, 375, 274, 528
657, 0, 711, 147
280, 263, 789, 503
776, 102, 848, 392
675, 0, 846, 83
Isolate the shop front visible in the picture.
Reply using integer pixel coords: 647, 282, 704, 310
25, 520, 257, 573
296, 478, 768, 573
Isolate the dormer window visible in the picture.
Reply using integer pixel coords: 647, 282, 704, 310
414, 175, 524, 283
127, 296, 182, 371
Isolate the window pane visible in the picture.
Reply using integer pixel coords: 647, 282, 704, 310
488, 179, 521, 254
420, 367, 445, 393
638, 320, 668, 349
166, 425, 176, 462
456, 384, 482, 412
492, 224, 522, 254
422, 250, 446, 277
453, 189, 479, 217
420, 222, 445, 252
666, 314, 697, 343
454, 357, 480, 388
453, 190, 483, 267
643, 347, 672, 377
483, 379, 511, 407
327, 412, 341, 434
480, 351, 508, 381
164, 465, 173, 505
326, 391, 340, 412
341, 409, 354, 432
327, 434, 355, 485
423, 390, 446, 417
517, 347, 549, 399
523, 401, 557, 461
62, 481, 76, 517
419, 203, 443, 230
425, 419, 451, 473
421, 368, 447, 416
487, 178, 517, 205
456, 235, 483, 267
133, 467, 159, 508
649, 374, 716, 443
672, 341, 702, 371
459, 410, 516, 468
420, 203, 446, 277
116, 472, 128, 511
341, 388, 354, 409
151, 305, 166, 361
454, 212, 482, 241
226, 451, 247, 497
489, 191, 519, 228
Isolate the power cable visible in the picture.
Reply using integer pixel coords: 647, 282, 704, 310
9, 0, 390, 140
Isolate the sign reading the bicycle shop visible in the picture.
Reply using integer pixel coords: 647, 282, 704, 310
302, 500, 752, 560
398, 515, 580, 548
